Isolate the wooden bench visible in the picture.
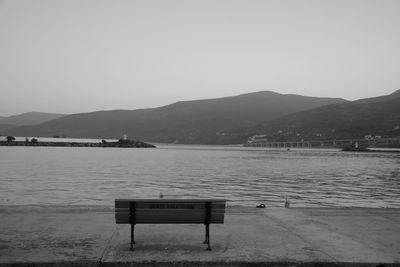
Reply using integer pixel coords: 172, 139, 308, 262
115, 199, 226, 251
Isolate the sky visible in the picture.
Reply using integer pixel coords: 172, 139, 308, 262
0, 0, 399, 116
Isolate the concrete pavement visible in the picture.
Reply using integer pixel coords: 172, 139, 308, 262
0, 205, 399, 266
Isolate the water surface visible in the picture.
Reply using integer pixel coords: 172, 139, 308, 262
0, 144, 399, 208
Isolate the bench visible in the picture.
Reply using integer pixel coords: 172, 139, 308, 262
115, 199, 226, 251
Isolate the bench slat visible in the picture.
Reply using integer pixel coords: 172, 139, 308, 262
115, 210, 225, 215
115, 199, 226, 209
116, 219, 224, 224
115, 212, 225, 224
115, 207, 226, 213
115, 199, 226, 204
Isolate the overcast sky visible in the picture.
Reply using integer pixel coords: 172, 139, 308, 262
0, 0, 399, 116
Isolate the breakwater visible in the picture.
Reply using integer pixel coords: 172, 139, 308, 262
0, 140, 156, 148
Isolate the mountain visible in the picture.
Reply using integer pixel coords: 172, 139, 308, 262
0, 117, 8, 132
354, 89, 400, 104
0, 112, 66, 135
0, 124, 15, 132
3, 91, 346, 143
0, 112, 65, 127
237, 90, 400, 142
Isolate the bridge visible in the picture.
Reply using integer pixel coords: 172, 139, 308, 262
244, 137, 400, 149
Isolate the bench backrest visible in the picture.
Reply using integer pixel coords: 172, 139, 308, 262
115, 199, 226, 224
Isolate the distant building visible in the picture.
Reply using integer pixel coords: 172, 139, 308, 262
247, 134, 267, 144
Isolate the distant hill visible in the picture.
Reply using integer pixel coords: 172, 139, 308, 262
354, 89, 400, 104
0, 112, 65, 127
234, 90, 400, 143
0, 124, 15, 133
4, 91, 346, 143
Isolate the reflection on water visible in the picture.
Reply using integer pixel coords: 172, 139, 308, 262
0, 144, 399, 208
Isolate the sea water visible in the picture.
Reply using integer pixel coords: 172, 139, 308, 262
0, 144, 399, 208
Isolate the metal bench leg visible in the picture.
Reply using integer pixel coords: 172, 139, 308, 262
205, 223, 211, 251
129, 202, 136, 251
130, 223, 136, 251
204, 202, 212, 251
203, 223, 208, 244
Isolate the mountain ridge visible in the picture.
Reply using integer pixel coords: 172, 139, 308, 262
3, 91, 346, 143
4, 90, 398, 145
230, 90, 400, 144
0, 112, 65, 126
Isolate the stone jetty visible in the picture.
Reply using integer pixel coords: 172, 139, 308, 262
0, 139, 156, 148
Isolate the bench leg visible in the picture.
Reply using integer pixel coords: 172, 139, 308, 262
204, 224, 211, 251
130, 223, 136, 251
203, 224, 208, 244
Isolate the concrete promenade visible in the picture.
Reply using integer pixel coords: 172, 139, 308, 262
0, 206, 399, 266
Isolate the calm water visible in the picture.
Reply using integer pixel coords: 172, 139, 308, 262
0, 144, 399, 208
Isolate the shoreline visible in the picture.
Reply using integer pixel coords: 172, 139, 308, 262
1, 204, 400, 210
